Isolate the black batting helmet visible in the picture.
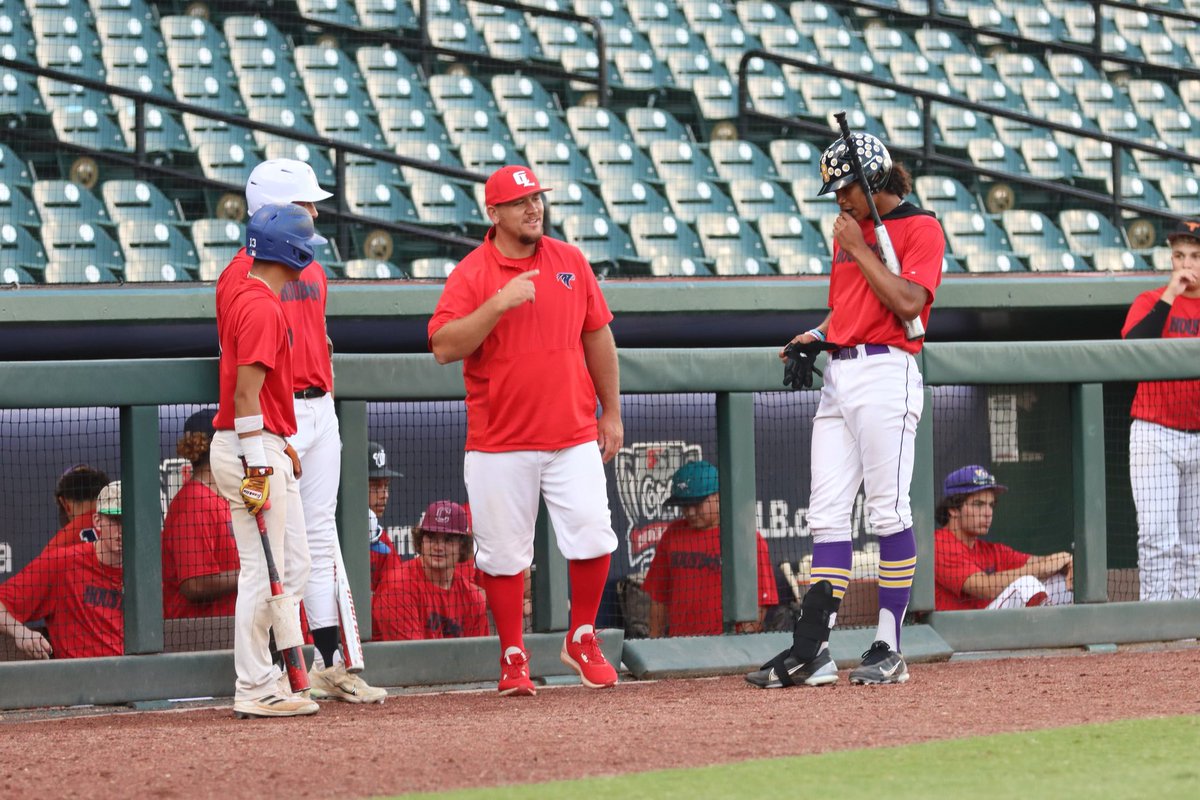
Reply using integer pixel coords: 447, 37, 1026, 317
818, 132, 893, 195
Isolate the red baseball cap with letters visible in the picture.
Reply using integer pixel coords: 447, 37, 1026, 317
485, 165, 552, 206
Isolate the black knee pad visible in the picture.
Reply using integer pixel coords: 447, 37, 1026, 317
790, 580, 841, 661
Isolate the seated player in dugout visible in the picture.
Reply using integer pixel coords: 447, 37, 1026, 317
45, 464, 109, 549
162, 408, 240, 619
644, 460, 778, 637
367, 440, 403, 592
0, 481, 124, 659
934, 466, 1073, 610
371, 500, 488, 641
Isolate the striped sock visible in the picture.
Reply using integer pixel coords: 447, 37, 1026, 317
876, 528, 917, 651
810, 540, 853, 600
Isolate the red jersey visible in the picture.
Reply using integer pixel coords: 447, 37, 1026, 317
428, 231, 613, 451
46, 513, 93, 549
161, 480, 239, 619
372, 558, 488, 640
280, 259, 334, 393
1122, 290, 1200, 431
0, 543, 123, 658
212, 253, 297, 436
642, 520, 778, 636
826, 204, 944, 354
934, 527, 1030, 611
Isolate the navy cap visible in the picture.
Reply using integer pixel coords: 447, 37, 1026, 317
942, 465, 1007, 498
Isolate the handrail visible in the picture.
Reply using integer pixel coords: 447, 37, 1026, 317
735, 47, 1199, 230
0, 56, 483, 260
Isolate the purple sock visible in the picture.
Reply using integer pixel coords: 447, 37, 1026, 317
876, 528, 917, 651
810, 541, 853, 601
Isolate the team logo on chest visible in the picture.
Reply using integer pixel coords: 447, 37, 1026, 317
556, 271, 575, 289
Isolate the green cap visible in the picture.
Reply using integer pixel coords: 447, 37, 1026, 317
664, 460, 718, 506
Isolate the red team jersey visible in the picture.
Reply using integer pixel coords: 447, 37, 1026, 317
0, 543, 123, 658
428, 231, 613, 451
934, 528, 1031, 611
279, 259, 334, 393
642, 520, 779, 636
1122, 290, 1200, 431
161, 480, 239, 619
371, 558, 488, 640
46, 513, 93, 549
212, 253, 297, 436
826, 205, 945, 353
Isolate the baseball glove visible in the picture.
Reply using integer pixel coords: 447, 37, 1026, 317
782, 340, 840, 390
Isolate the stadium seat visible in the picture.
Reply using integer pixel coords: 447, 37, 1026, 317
442, 107, 513, 149
647, 254, 713, 277
796, 76, 870, 122
315, 106, 388, 151
546, 180, 609, 221
1026, 250, 1089, 272
941, 210, 1016, 258
395, 140, 466, 186
913, 175, 982, 216
649, 140, 718, 186
525, 139, 597, 188
182, 111, 258, 154
458, 140, 517, 180
1073, 138, 1137, 183
481, 19, 542, 61
0, 143, 33, 192
344, 175, 420, 225
964, 251, 1026, 273
43, 260, 119, 283
408, 258, 457, 279
161, 15, 234, 80
238, 72, 312, 120
0, 61, 43, 122
790, 176, 839, 223
172, 70, 246, 116
646, 23, 706, 64
967, 139, 1029, 180
41, 220, 123, 267
790, 1, 848, 30
248, 105, 318, 151
1019, 136, 1083, 182
913, 28, 971, 66
1059, 209, 1127, 256
377, 106, 448, 149
117, 219, 198, 266
1046, 53, 1103, 92
1013, 4, 1070, 43
626, 107, 693, 149
344, 259, 406, 279
991, 115, 1043, 150
1001, 209, 1072, 262
1106, 174, 1168, 213
588, 139, 661, 187
628, 212, 707, 264
963, 75, 1026, 115
881, 108, 927, 150
32, 180, 111, 229
1091, 248, 1153, 272
533, 18, 597, 64
492, 75, 558, 114
696, 212, 769, 265
736, 1, 791, 35
1159, 174, 1200, 215
863, 27, 921, 68
263, 141, 337, 189
745, 75, 806, 120
116, 104, 190, 155
994, 53, 1054, 94
680, 0, 739, 34
1019, 78, 1082, 121
1, 263, 36, 285
664, 178, 736, 224
567, 106, 634, 149
102, 180, 184, 226
600, 180, 671, 225
411, 180, 485, 230
889, 52, 951, 97
191, 218, 244, 267
504, 106, 574, 151
429, 75, 497, 115
123, 257, 194, 282
197, 141, 261, 188
296, 0, 361, 27
614, 49, 672, 89
560, 212, 644, 272
769, 139, 821, 182
357, 0, 420, 31
558, 46, 620, 95
729, 179, 799, 223
709, 140, 778, 183
1074, 78, 1135, 123
967, 4, 1020, 42
0, 183, 38, 230
361, 60, 433, 114
934, 107, 998, 152
757, 212, 829, 275
690, 77, 738, 125
427, 17, 487, 55
1151, 109, 1193, 150
712, 253, 775, 276
0, 220, 48, 272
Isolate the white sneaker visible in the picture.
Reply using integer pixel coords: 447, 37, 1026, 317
308, 663, 388, 704
233, 693, 319, 719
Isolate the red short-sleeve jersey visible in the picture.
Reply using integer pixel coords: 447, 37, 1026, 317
934, 528, 1030, 611
428, 232, 613, 451
213, 256, 297, 436
371, 558, 488, 641
641, 520, 778, 636
280, 259, 334, 393
161, 480, 239, 619
826, 204, 944, 353
46, 513, 93, 549
1122, 290, 1200, 430
0, 543, 123, 658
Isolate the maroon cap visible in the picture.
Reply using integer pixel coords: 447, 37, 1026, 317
418, 500, 471, 535
485, 165, 552, 206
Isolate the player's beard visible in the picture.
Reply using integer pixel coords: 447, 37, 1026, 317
518, 223, 543, 247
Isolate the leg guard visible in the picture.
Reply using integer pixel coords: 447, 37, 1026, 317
751, 581, 842, 688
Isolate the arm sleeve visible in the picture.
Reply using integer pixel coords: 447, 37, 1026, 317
755, 534, 779, 606
1124, 299, 1171, 339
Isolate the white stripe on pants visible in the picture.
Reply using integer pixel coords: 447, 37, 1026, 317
212, 430, 310, 701
464, 443, 618, 576
286, 393, 341, 629
1129, 419, 1200, 601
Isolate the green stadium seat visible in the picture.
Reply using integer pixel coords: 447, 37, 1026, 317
889, 52, 952, 98
964, 251, 1027, 273
1063, 12, 1145, 59
704, 25, 762, 70
626, 107, 691, 150
690, 75, 737, 125
1, 263, 36, 285
1013, 4, 1070, 43
378, 106, 448, 149
224, 15, 290, 52
573, 0, 636, 33
427, 18, 487, 55
429, 75, 497, 115
525, 139, 597, 189
913, 28, 972, 66
0, 183, 38, 230
863, 27, 921, 69
1019, 136, 1083, 182
1091, 247, 1153, 272
561, 212, 645, 272
709, 140, 777, 183
492, 75, 559, 114
0, 143, 33, 191
736, 1, 790, 35
1001, 209, 1072, 261
161, 15, 234, 79
696, 212, 769, 265
196, 141, 260, 188
249, 105, 319, 152
649, 140, 718, 185
545, 180, 607, 221
967, 4, 1020, 42
1046, 53, 1103, 92
991, 115, 1042, 150
0, 63, 43, 121
648, 254, 713, 277
588, 139, 661, 188
172, 70, 246, 115
37, 75, 112, 116
344, 259, 406, 279
238, 72, 312, 123
191, 218, 244, 267
1159, 174, 1200, 216
646, 23, 707, 65
758, 24, 817, 74
395, 140, 466, 186
745, 75, 805, 120
600, 179, 670, 225
559, 46, 619, 95
934, 107, 997, 152
32, 180, 111, 228
1073, 138, 1137, 184
0, 220, 47, 271
1074, 78, 1135, 122
769, 138, 821, 183
615, 49, 672, 90
567, 106, 633, 149
411, 180, 485, 230
1026, 250, 1089, 272
628, 0, 687, 30
967, 139, 1029, 180
942, 210, 1016, 258
41, 220, 123, 266
442, 107, 513, 150
0, 3, 35, 61
666, 51, 729, 91
344, 174, 420, 225
303, 74, 375, 119
504, 106, 574, 151
1019, 78, 1083, 122
117, 219, 198, 269
791, 176, 838, 223
881, 107, 928, 151
1179, 79, 1200, 121
724, 49, 785, 86
729, 178, 799, 223
296, 0, 361, 27
963, 76, 1027, 115
102, 180, 184, 226
357, 0, 419, 31
458, 140, 517, 180
914, 175, 982, 215
629, 211, 707, 264
533, 17, 597, 65
757, 212, 829, 275
43, 260, 119, 283
314, 106, 388, 151
1059, 209, 1127, 256
124, 257, 195, 282
994, 53, 1053, 94
1151, 109, 1193, 150
1131, 147, 1177, 183
408, 258, 457, 279
101, 54, 173, 100
228, 38, 294, 77
664, 178, 735, 224
481, 20, 543, 61
1097, 108, 1158, 146
116, 104, 191, 155
713, 253, 775, 276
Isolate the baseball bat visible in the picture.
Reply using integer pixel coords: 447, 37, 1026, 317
255, 509, 310, 693
332, 543, 365, 673
834, 112, 925, 341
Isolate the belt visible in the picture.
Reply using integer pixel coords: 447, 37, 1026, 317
294, 387, 327, 399
831, 344, 892, 361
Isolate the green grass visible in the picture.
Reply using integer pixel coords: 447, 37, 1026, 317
392, 715, 1200, 800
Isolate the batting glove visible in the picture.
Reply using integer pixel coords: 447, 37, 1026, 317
240, 465, 273, 515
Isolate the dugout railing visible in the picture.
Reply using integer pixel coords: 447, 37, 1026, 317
2, 340, 1200, 709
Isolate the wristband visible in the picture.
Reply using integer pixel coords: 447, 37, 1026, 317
240, 435, 267, 468
234, 414, 264, 435
807, 328, 826, 342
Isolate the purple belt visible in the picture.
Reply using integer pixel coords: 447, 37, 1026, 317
831, 344, 891, 360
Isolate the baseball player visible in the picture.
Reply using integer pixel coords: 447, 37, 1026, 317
162, 408, 240, 619
1122, 217, 1200, 601
934, 465, 1073, 610
429, 165, 623, 696
747, 133, 943, 688
372, 500, 488, 640
45, 464, 109, 549
0, 481, 124, 659
211, 203, 323, 718
241, 159, 387, 704
367, 440, 402, 591
644, 460, 778, 636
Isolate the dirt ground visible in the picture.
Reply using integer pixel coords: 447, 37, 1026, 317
2, 644, 1198, 799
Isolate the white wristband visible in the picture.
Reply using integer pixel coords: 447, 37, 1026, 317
808, 328, 826, 342
240, 435, 267, 468
234, 414, 264, 435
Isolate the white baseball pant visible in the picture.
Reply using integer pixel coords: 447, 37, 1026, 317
1129, 419, 1200, 601
286, 392, 342, 629
988, 573, 1073, 609
807, 346, 924, 540
211, 430, 310, 702
464, 443, 618, 576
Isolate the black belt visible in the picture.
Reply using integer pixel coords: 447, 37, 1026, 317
831, 344, 891, 361
294, 387, 327, 399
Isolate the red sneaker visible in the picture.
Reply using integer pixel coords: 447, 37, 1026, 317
560, 628, 618, 689
498, 648, 536, 696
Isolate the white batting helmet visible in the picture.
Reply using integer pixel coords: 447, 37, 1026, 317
245, 159, 333, 215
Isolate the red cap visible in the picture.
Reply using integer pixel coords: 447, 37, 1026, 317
418, 500, 471, 535
485, 165, 552, 206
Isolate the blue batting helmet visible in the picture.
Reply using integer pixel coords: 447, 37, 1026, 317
245, 204, 327, 271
